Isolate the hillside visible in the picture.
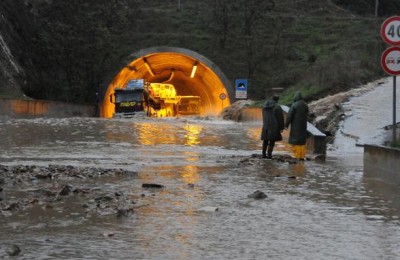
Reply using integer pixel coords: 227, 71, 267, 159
0, 0, 399, 105
0, 0, 38, 99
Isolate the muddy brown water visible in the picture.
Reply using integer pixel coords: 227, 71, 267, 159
1, 80, 400, 259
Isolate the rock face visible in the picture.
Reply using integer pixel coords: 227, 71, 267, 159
0, 0, 38, 98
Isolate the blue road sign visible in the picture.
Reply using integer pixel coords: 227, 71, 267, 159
235, 79, 248, 99
127, 79, 144, 89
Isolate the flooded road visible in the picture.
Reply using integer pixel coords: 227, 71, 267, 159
1, 80, 400, 259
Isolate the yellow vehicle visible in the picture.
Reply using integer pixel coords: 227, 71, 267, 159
177, 96, 201, 115
145, 83, 179, 117
147, 83, 177, 100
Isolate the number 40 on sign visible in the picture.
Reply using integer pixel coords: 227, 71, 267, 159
381, 16, 400, 46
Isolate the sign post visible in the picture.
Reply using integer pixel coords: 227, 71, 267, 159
381, 16, 400, 141
394, 77, 397, 141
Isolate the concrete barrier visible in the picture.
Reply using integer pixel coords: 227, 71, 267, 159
0, 99, 96, 118
364, 144, 400, 185
240, 107, 263, 121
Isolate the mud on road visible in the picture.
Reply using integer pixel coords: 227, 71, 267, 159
0, 165, 139, 219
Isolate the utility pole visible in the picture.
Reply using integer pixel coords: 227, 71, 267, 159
375, 0, 379, 17
178, 0, 181, 11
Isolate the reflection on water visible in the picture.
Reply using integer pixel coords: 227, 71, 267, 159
245, 123, 292, 155
136, 122, 178, 146
183, 124, 202, 146
289, 161, 307, 177
180, 165, 200, 184
1, 115, 400, 259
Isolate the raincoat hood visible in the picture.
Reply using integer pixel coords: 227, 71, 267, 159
293, 91, 303, 102
263, 99, 276, 110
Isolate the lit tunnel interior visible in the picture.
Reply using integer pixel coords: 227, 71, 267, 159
100, 47, 234, 118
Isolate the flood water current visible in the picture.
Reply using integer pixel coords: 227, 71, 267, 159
1, 78, 400, 259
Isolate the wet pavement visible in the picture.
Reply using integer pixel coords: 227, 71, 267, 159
1, 79, 400, 259
332, 76, 400, 162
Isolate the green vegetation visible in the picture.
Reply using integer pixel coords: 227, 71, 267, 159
390, 141, 400, 149
11, 0, 400, 105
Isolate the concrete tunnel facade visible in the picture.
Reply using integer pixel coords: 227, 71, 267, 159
100, 47, 234, 118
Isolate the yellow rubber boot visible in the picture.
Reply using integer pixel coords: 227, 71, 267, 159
299, 145, 306, 160
292, 145, 306, 160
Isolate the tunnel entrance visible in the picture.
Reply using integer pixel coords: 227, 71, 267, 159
100, 47, 234, 118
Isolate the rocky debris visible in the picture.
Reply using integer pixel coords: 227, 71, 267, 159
274, 175, 297, 180
34, 173, 53, 179
383, 122, 400, 131
220, 100, 254, 121
6, 244, 21, 256
0, 164, 138, 218
245, 154, 310, 165
92, 195, 139, 218
198, 206, 219, 212
142, 183, 164, 189
59, 185, 74, 196
95, 195, 114, 203
5, 202, 20, 211
0, 164, 136, 182
73, 188, 92, 195
114, 191, 124, 197
239, 157, 255, 165
103, 232, 115, 237
339, 130, 360, 140
116, 208, 134, 218
32, 188, 57, 197
310, 154, 326, 161
308, 79, 384, 143
247, 190, 267, 199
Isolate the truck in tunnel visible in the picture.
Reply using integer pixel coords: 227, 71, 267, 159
110, 80, 201, 118
176, 96, 201, 115
111, 88, 145, 118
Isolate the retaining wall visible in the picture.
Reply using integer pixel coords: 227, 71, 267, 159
364, 144, 400, 185
0, 99, 96, 118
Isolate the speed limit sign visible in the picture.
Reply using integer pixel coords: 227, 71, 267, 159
381, 16, 400, 46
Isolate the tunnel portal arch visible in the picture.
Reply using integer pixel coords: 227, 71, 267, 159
100, 47, 234, 118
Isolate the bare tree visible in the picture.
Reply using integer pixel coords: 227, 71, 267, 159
240, 0, 275, 79
209, 0, 235, 50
